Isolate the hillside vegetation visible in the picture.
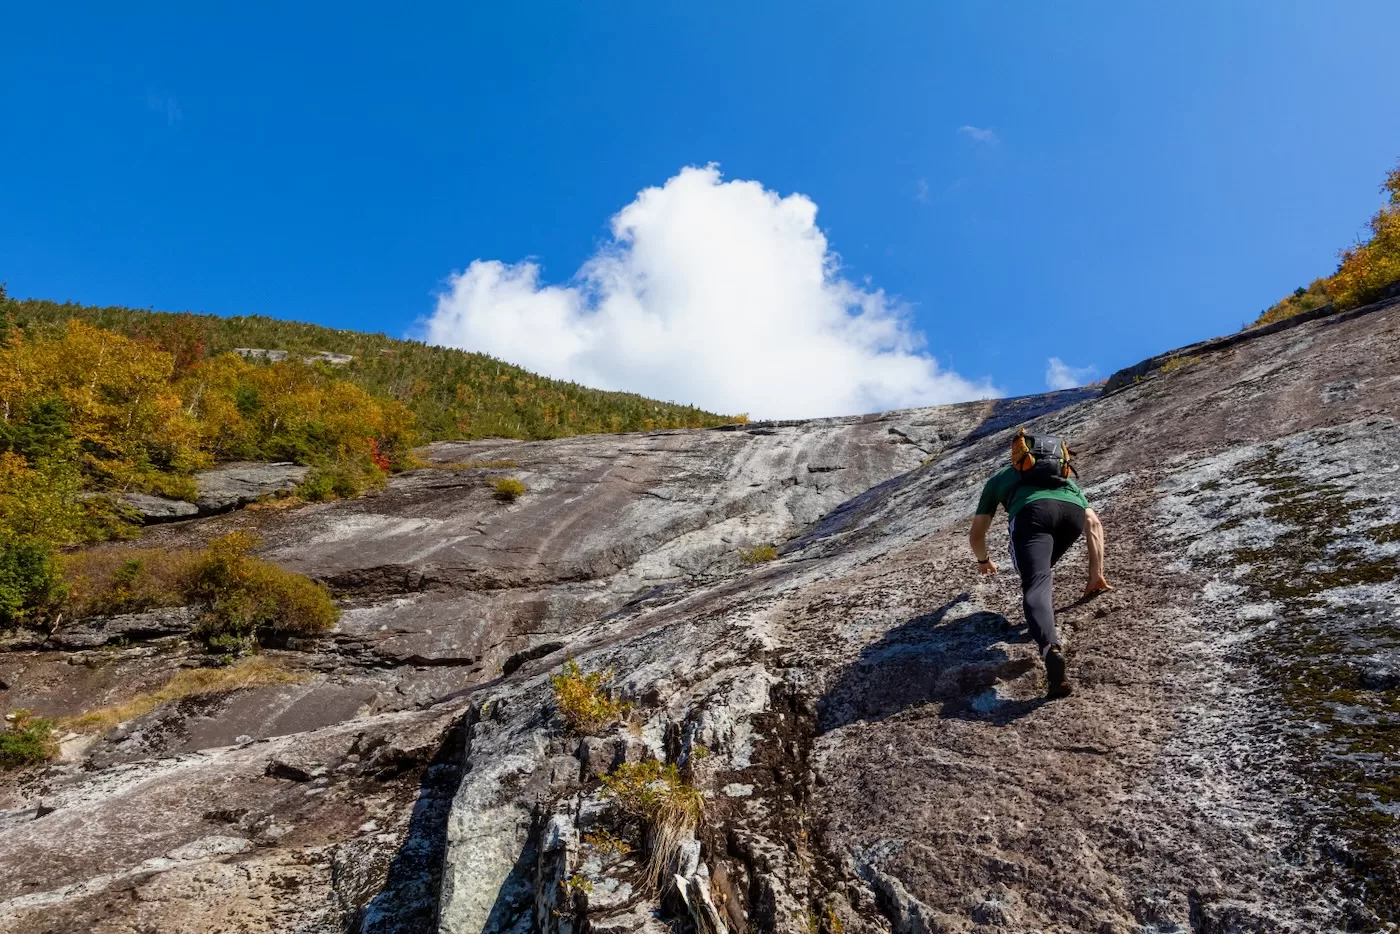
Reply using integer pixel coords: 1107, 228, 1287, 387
1, 293, 732, 440
1256, 158, 1400, 326
0, 289, 734, 628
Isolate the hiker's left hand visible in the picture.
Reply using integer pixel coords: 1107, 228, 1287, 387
1084, 576, 1114, 595
978, 560, 999, 576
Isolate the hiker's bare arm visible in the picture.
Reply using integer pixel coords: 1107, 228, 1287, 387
1083, 508, 1112, 594
969, 513, 998, 574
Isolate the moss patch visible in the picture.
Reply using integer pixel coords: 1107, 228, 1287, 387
1200, 446, 1400, 918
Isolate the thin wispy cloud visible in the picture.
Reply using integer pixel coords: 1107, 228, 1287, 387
914, 178, 930, 203
146, 92, 182, 125
424, 165, 999, 419
958, 125, 998, 145
1045, 357, 1097, 391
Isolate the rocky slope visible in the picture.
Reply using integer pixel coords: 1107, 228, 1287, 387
2, 295, 1398, 933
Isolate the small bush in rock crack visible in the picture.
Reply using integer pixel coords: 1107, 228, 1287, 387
1160, 354, 1203, 373
581, 828, 632, 857
492, 476, 527, 501
551, 659, 631, 735
601, 759, 704, 890
739, 544, 779, 564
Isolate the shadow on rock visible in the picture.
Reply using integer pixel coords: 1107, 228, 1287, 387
349, 717, 470, 934
817, 594, 1042, 732
478, 835, 540, 934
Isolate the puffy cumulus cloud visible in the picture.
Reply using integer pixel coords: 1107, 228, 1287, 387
423, 165, 997, 419
1045, 357, 1097, 391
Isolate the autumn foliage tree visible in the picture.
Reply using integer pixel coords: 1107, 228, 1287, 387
1328, 161, 1400, 310
0, 321, 206, 496
1256, 159, 1400, 326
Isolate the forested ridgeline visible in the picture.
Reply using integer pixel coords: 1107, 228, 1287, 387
1, 293, 734, 440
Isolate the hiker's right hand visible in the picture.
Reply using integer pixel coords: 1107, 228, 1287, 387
978, 560, 999, 576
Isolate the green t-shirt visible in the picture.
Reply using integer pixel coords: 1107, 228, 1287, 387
975, 465, 1089, 519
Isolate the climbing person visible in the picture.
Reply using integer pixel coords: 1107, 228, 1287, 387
968, 429, 1112, 698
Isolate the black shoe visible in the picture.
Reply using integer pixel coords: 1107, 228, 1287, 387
1045, 647, 1071, 699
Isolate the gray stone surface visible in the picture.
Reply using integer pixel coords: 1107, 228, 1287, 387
46, 606, 198, 649
120, 491, 199, 521
2, 298, 1399, 933
233, 348, 355, 366
194, 461, 310, 512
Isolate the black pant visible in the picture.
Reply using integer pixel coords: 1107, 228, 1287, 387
1008, 499, 1086, 657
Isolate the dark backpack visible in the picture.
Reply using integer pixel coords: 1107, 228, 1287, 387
1010, 428, 1075, 488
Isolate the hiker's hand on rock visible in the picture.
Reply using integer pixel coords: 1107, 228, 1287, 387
1084, 576, 1113, 595
978, 560, 999, 576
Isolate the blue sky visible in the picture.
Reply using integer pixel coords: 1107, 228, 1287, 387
3, 3, 1399, 415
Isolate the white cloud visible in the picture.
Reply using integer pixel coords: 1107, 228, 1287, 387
423, 165, 997, 419
1045, 357, 1097, 391
958, 125, 998, 144
914, 178, 930, 203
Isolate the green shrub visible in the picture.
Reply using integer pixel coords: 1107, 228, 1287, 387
551, 659, 631, 734
739, 544, 779, 564
184, 532, 338, 650
0, 537, 65, 628
0, 710, 57, 770
492, 476, 527, 501
60, 535, 335, 651
298, 461, 386, 502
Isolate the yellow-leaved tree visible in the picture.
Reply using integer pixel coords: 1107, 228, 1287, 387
1329, 161, 1400, 311
1256, 159, 1400, 326
0, 321, 206, 496
182, 353, 415, 465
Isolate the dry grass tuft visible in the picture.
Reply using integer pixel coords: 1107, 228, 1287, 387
551, 659, 631, 735
601, 760, 704, 891
435, 459, 519, 470
1160, 354, 1203, 373
61, 656, 302, 734
244, 494, 307, 512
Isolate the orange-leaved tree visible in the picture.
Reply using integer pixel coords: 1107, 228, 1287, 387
1329, 161, 1400, 311
1255, 159, 1400, 326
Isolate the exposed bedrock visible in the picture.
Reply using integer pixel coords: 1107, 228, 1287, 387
2, 296, 1399, 933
